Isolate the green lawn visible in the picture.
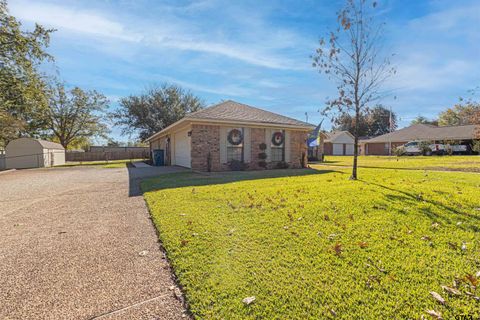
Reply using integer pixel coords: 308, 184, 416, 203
59, 159, 146, 168
142, 161, 480, 319
318, 155, 480, 172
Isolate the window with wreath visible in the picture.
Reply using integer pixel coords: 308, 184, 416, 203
227, 128, 244, 161
271, 130, 285, 162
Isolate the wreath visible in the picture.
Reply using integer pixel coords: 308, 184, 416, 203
271, 131, 284, 146
227, 129, 243, 145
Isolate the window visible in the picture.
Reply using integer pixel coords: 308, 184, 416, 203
227, 128, 243, 161
271, 130, 285, 162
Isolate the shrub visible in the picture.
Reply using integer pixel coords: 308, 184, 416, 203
258, 160, 267, 169
418, 141, 433, 155
229, 160, 248, 171
276, 161, 290, 169
259, 143, 267, 150
394, 147, 405, 156
258, 152, 267, 160
472, 140, 480, 154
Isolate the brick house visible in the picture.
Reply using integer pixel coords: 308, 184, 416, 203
360, 123, 477, 155
145, 100, 314, 171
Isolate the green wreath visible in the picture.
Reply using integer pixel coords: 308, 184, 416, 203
228, 129, 243, 145
271, 131, 284, 146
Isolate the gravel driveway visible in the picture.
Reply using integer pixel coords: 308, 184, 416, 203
0, 166, 188, 319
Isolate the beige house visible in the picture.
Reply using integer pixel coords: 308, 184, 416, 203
146, 100, 314, 171
323, 131, 355, 156
6, 138, 65, 169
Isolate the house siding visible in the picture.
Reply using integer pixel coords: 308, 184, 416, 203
188, 124, 308, 172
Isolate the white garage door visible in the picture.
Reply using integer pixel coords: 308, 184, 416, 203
345, 144, 354, 155
332, 143, 343, 155
173, 128, 191, 168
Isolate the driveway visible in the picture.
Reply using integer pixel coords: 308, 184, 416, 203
0, 166, 188, 319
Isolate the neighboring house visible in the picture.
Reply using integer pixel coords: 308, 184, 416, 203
5, 138, 65, 169
323, 131, 355, 156
146, 100, 314, 171
361, 123, 477, 155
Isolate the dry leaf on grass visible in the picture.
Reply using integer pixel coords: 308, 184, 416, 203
430, 291, 446, 305
426, 310, 443, 319
242, 296, 256, 305
441, 285, 461, 296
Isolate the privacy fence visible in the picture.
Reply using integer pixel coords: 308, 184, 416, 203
66, 150, 150, 162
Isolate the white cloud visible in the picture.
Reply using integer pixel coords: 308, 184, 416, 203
9, 0, 305, 70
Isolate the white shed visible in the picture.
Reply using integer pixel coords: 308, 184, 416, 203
324, 131, 355, 156
6, 138, 65, 169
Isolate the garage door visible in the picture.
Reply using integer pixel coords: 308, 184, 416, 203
345, 144, 354, 155
332, 144, 343, 155
173, 129, 191, 168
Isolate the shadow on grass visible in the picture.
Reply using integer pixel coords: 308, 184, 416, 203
365, 181, 480, 232
138, 167, 339, 195
314, 163, 480, 173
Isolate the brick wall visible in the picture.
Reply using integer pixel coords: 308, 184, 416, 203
190, 124, 308, 172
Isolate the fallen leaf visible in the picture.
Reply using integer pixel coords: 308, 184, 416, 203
465, 291, 480, 301
426, 310, 443, 319
358, 241, 368, 248
421, 235, 431, 241
333, 243, 343, 256
138, 250, 149, 256
465, 274, 478, 286
329, 308, 337, 317
441, 285, 461, 296
242, 296, 256, 305
430, 291, 446, 305
461, 242, 467, 251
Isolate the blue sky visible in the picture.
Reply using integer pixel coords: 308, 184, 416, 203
9, 0, 480, 142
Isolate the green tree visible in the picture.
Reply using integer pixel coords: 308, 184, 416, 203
334, 105, 397, 137
0, 0, 54, 148
46, 83, 109, 149
312, 0, 395, 180
410, 116, 438, 126
439, 89, 480, 127
111, 83, 205, 140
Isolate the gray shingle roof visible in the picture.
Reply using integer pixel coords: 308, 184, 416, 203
185, 100, 314, 128
323, 131, 353, 142
365, 124, 477, 143
35, 139, 65, 150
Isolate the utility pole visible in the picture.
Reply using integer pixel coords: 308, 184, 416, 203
305, 112, 308, 123
388, 106, 392, 155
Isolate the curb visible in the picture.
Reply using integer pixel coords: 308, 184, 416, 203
0, 169, 16, 175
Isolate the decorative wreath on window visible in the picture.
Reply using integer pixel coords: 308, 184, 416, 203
271, 131, 284, 146
227, 129, 243, 145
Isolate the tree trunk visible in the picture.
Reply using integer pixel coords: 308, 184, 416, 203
350, 107, 360, 180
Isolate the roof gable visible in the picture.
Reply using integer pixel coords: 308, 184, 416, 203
324, 131, 355, 143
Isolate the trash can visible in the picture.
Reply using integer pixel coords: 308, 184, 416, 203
153, 149, 165, 166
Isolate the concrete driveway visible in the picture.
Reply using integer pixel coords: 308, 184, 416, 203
0, 165, 188, 319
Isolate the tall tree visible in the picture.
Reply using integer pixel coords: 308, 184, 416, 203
312, 0, 395, 180
111, 83, 205, 140
0, 0, 54, 148
333, 105, 397, 136
410, 116, 438, 126
46, 83, 109, 149
439, 89, 480, 126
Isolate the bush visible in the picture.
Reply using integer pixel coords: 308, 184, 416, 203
394, 147, 405, 156
473, 140, 480, 154
229, 160, 248, 171
418, 141, 433, 155
259, 143, 267, 150
276, 161, 289, 169
258, 160, 267, 169
258, 152, 267, 160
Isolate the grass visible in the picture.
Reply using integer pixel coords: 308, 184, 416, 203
318, 155, 480, 172
142, 159, 480, 319
59, 158, 146, 168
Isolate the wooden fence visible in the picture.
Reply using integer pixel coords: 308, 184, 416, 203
66, 150, 150, 162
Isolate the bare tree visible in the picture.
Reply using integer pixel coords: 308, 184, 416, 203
312, 0, 395, 180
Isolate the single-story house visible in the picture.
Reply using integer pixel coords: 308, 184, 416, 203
5, 138, 65, 169
361, 123, 478, 155
145, 100, 314, 171
323, 131, 355, 156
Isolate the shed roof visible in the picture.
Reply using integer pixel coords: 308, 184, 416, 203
364, 124, 476, 143
35, 139, 65, 149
